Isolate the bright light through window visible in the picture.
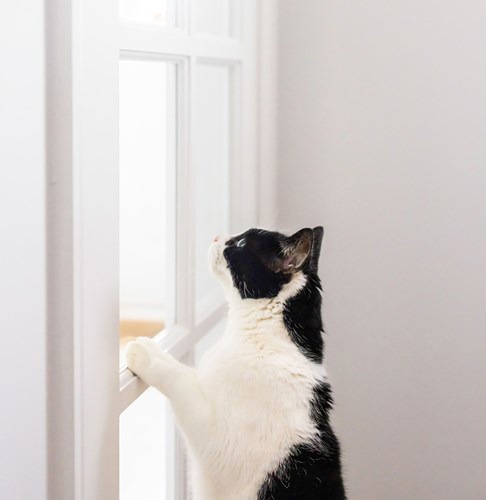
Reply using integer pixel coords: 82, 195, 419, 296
119, 59, 176, 362
194, 63, 231, 319
120, 388, 169, 500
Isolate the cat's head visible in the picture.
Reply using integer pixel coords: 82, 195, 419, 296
209, 227, 324, 300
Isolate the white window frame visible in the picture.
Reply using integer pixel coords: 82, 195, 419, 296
46, 0, 277, 499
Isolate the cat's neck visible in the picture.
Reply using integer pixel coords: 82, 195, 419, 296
225, 271, 305, 325
224, 273, 325, 363
282, 272, 324, 363
227, 296, 285, 333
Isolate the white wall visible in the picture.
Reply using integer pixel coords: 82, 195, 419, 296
0, 2, 47, 500
278, 1, 486, 499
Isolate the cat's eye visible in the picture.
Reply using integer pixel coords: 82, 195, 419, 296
236, 238, 246, 248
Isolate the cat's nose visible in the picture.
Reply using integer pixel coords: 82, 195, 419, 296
213, 235, 220, 242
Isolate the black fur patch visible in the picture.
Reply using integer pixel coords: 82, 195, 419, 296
257, 383, 346, 500
283, 273, 324, 364
223, 229, 291, 299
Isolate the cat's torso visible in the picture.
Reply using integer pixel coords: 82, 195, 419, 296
190, 309, 328, 500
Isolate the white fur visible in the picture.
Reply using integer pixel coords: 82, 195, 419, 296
126, 238, 328, 500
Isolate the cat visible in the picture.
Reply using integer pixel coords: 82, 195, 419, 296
126, 227, 346, 499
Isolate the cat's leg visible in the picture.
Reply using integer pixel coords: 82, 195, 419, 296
126, 337, 214, 445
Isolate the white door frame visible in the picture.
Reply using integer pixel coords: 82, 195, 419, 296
45, 0, 277, 498
47, 0, 120, 497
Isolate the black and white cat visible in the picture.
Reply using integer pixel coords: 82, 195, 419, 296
126, 227, 346, 499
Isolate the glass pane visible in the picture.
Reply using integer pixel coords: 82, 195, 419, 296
120, 0, 172, 26
195, 318, 226, 366
120, 388, 169, 500
119, 59, 176, 363
193, 63, 231, 318
195, 0, 231, 37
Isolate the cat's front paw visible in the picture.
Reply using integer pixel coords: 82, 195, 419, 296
125, 337, 160, 377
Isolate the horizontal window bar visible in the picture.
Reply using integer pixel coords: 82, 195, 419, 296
119, 300, 227, 412
120, 23, 244, 61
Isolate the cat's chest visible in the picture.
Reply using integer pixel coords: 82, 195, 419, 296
198, 330, 324, 423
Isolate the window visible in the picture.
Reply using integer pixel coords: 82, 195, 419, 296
119, 58, 177, 361
47, 0, 268, 498
120, 389, 169, 500
193, 63, 231, 318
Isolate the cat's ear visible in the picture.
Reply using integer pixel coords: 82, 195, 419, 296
277, 228, 314, 273
309, 226, 324, 272
274, 227, 324, 273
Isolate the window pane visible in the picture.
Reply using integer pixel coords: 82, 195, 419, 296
194, 63, 231, 318
120, 0, 173, 26
120, 388, 169, 500
119, 59, 176, 362
195, 0, 231, 37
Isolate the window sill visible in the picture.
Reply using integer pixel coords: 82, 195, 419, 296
119, 299, 227, 412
